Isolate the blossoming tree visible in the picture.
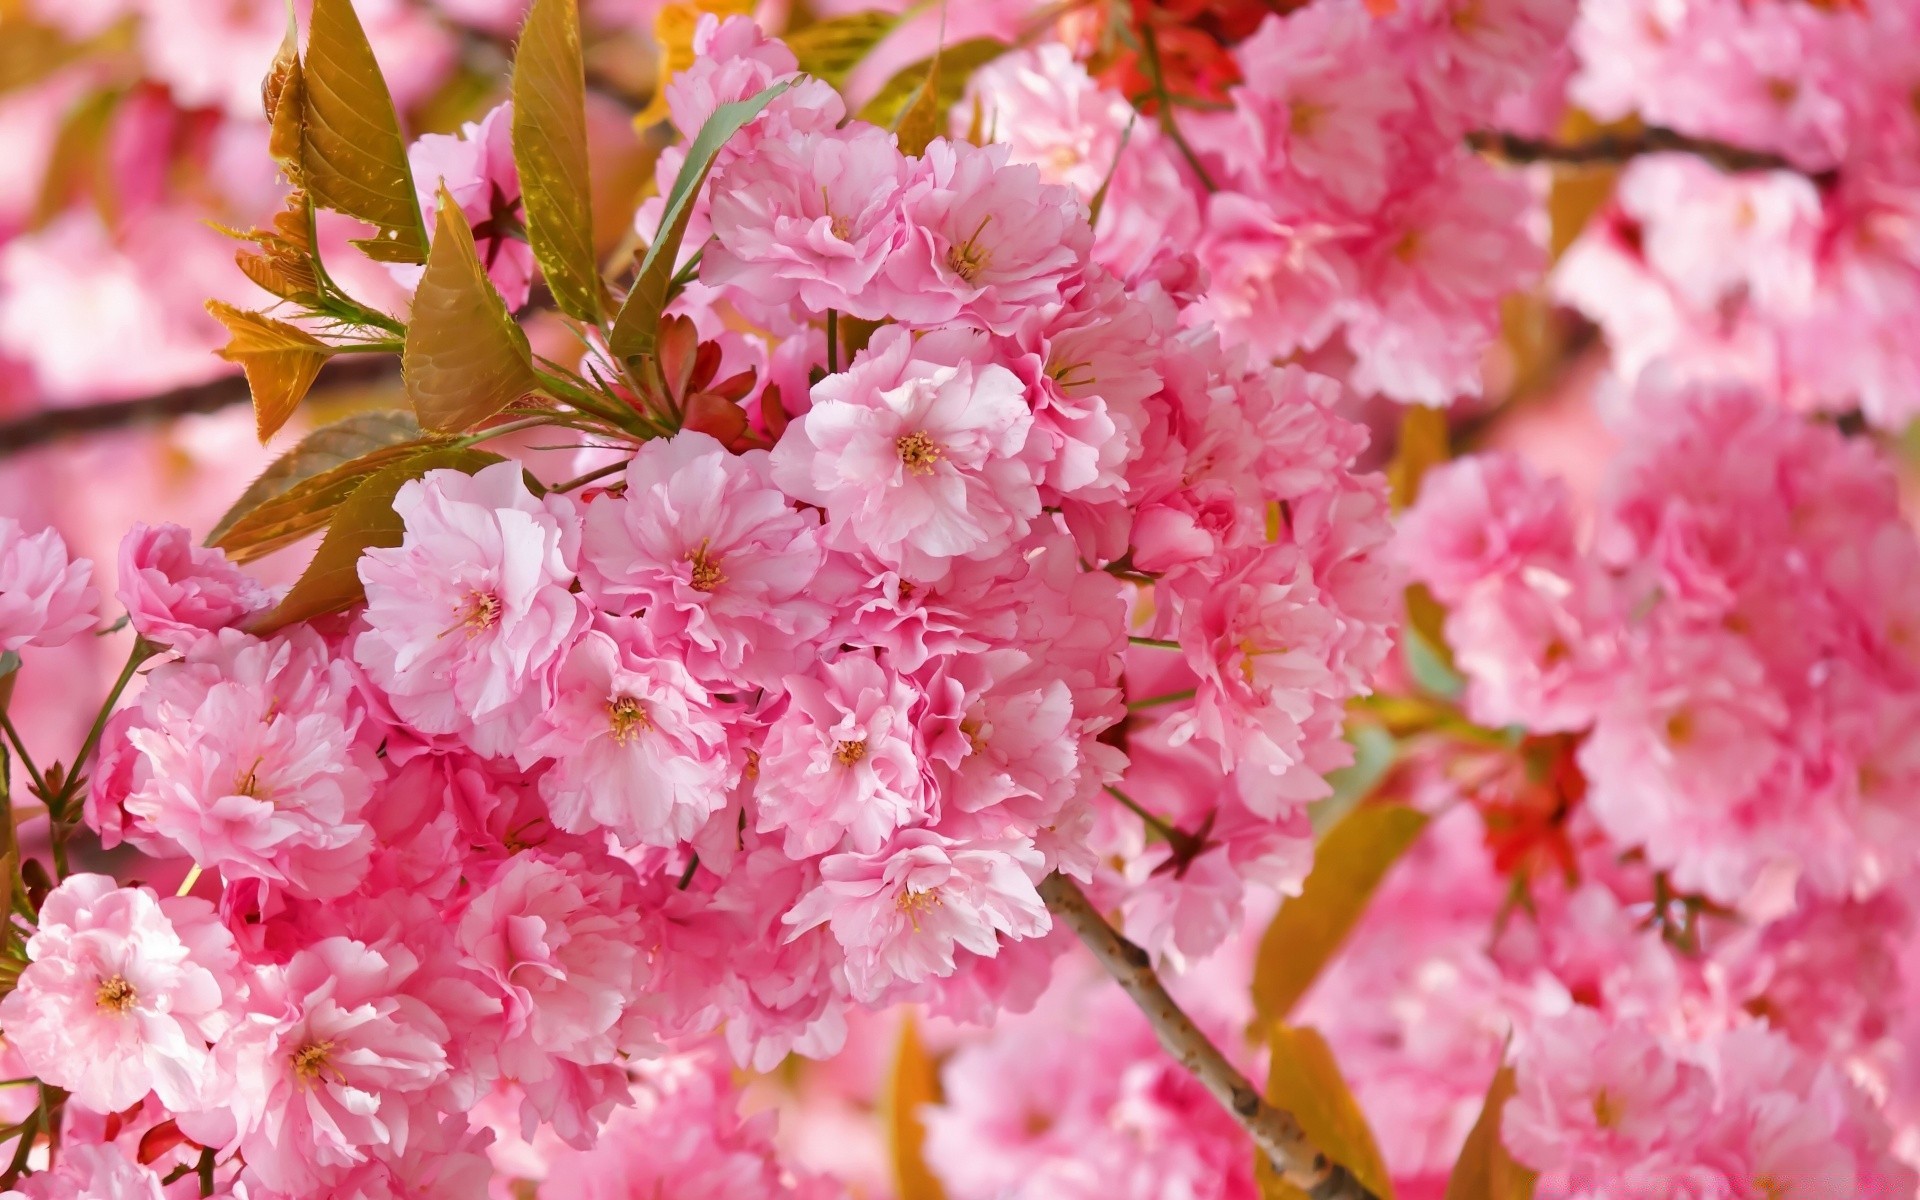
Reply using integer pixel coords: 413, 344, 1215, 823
0, 0, 1918, 1197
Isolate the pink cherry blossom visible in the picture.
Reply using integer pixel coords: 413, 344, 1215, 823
520, 624, 735, 849
769, 325, 1040, 580
0, 874, 237, 1113
755, 653, 927, 859
115, 522, 271, 651
401, 101, 532, 309
0, 517, 97, 653
783, 830, 1049, 1004
577, 431, 830, 690
0, 1143, 166, 1200
355, 461, 588, 759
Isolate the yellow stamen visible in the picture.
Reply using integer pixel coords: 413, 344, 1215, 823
896, 887, 943, 931
834, 739, 868, 766
607, 696, 652, 745
896, 431, 943, 476
96, 975, 137, 1013
290, 1040, 337, 1084
686, 541, 726, 593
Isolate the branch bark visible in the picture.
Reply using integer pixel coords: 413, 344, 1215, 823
0, 356, 400, 456
1468, 126, 1815, 178
1038, 872, 1382, 1200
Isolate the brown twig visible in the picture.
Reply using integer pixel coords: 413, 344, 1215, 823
1038, 872, 1382, 1200
1467, 127, 1814, 178
0, 357, 401, 456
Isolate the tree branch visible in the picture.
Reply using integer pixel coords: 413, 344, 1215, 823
1038, 872, 1382, 1200
0, 357, 400, 456
1467, 126, 1815, 178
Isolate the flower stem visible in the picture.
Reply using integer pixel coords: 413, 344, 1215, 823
0, 713, 46, 805
1128, 636, 1181, 650
1136, 21, 1218, 193
1128, 687, 1196, 711
1103, 786, 1201, 860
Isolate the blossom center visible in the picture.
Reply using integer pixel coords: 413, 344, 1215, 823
1591, 1089, 1620, 1130
896, 431, 943, 476
687, 541, 727, 593
834, 739, 868, 766
442, 589, 502, 639
290, 1040, 338, 1084
233, 757, 267, 801
945, 215, 993, 283
896, 887, 943, 931
95, 975, 137, 1013
607, 696, 652, 745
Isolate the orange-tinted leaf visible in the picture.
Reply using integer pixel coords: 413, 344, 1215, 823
252, 446, 502, 632
857, 38, 1006, 138
206, 301, 337, 442
512, 0, 605, 324
785, 9, 900, 91
1257, 1025, 1394, 1200
301, 0, 429, 262
1387, 405, 1449, 512
884, 1015, 950, 1200
1445, 1065, 1537, 1200
403, 186, 541, 432
1251, 804, 1429, 1028
633, 0, 754, 128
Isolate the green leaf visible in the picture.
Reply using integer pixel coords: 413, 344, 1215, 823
1257, 1025, 1394, 1200
1251, 804, 1429, 1028
301, 0, 429, 263
856, 38, 1006, 133
1445, 1065, 1537, 1200
784, 10, 900, 91
252, 446, 503, 633
403, 186, 542, 432
0, 651, 19, 681
512, 0, 604, 325
206, 301, 338, 443
607, 79, 793, 365
883, 1015, 949, 1200
208, 411, 453, 562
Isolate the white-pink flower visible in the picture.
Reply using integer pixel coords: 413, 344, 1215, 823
0, 875, 237, 1113
115, 522, 272, 651
118, 628, 379, 898
521, 625, 735, 849
0, 1142, 166, 1200
877, 138, 1091, 336
578, 431, 830, 690
355, 460, 588, 758
755, 653, 927, 859
782, 830, 1049, 1004
402, 101, 532, 309
0, 517, 97, 653
769, 326, 1040, 579
201, 937, 454, 1194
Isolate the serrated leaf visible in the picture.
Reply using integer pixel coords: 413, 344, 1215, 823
785, 10, 900, 91
512, 0, 605, 325
1446, 1065, 1537, 1200
265, 14, 304, 172
206, 301, 338, 443
209, 410, 451, 561
1251, 804, 1428, 1029
252, 446, 502, 632
301, 0, 429, 263
633, 0, 755, 128
884, 1015, 949, 1200
1256, 1026, 1393, 1200
856, 38, 1006, 133
607, 79, 793, 364
403, 186, 541, 432
894, 52, 944, 157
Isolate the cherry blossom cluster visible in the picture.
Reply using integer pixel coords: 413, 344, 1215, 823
1557, 0, 1920, 427
0, 12, 1396, 1194
956, 0, 1574, 407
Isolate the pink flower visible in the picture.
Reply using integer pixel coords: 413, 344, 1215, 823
1193, 191, 1357, 364
961, 44, 1136, 202
0, 517, 97, 652
355, 461, 588, 758
521, 625, 735, 849
202, 937, 454, 1194
0, 1143, 166, 1200
769, 326, 1040, 579
116, 628, 379, 898
703, 125, 912, 322
578, 431, 830, 690
1228, 3, 1415, 214
755, 653, 927, 859
663, 15, 845, 151
917, 649, 1079, 830
876, 139, 1092, 336
455, 851, 646, 1136
0, 875, 237, 1113
115, 522, 271, 651
1397, 454, 1579, 605
402, 101, 532, 309
783, 830, 1048, 1004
